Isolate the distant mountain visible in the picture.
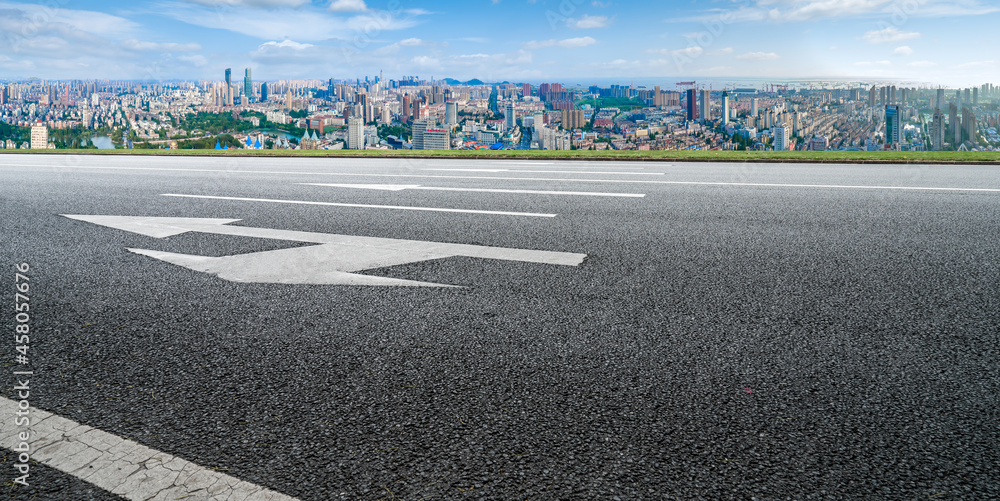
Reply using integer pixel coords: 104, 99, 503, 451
443, 78, 486, 86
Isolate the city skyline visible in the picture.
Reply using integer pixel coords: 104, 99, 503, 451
0, 0, 998, 86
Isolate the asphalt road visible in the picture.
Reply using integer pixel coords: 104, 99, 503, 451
1, 154, 999, 500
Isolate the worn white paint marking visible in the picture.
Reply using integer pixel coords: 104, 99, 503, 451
299, 183, 646, 198
13, 164, 1000, 192
160, 193, 557, 218
0, 397, 299, 501
62, 215, 587, 287
421, 168, 664, 175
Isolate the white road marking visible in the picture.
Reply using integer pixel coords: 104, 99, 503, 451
7, 164, 1000, 192
299, 183, 645, 197
421, 168, 663, 175
0, 396, 299, 501
62, 215, 587, 287
160, 194, 558, 217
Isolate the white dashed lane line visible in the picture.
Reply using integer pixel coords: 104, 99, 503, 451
298, 183, 646, 197
0, 396, 299, 501
160, 193, 560, 217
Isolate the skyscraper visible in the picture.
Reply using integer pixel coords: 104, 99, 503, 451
963, 107, 976, 145
700, 89, 711, 122
773, 126, 789, 151
686, 88, 698, 121
722, 91, 730, 125
936, 88, 945, 109
505, 102, 516, 130
885, 105, 901, 147
411, 118, 428, 149
260, 82, 268, 102
949, 103, 960, 146
931, 108, 945, 151
445, 101, 457, 126
347, 117, 364, 150
244, 68, 252, 101
751, 97, 759, 116
225, 68, 233, 106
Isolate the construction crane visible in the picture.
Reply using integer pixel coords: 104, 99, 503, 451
676, 81, 696, 91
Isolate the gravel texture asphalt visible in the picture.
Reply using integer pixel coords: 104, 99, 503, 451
1, 155, 999, 500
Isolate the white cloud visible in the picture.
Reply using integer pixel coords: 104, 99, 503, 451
854, 60, 892, 66
177, 54, 208, 66
707, 47, 734, 55
892, 45, 913, 56
259, 39, 314, 50
906, 60, 936, 68
860, 27, 921, 43
328, 0, 367, 12
159, 2, 422, 41
411, 55, 440, 67
398, 37, 425, 46
952, 60, 996, 70
523, 37, 596, 50
568, 15, 610, 29
179, 0, 309, 7
736, 51, 779, 60
768, 0, 894, 22
121, 39, 202, 52
559, 36, 597, 48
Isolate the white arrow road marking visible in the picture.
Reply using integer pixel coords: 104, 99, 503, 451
421, 168, 664, 175
160, 194, 557, 217
0, 397, 300, 501
62, 215, 587, 287
298, 183, 646, 197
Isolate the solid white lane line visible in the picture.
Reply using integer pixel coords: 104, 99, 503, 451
420, 168, 663, 175
0, 397, 299, 501
299, 183, 646, 197
8, 165, 1000, 192
160, 194, 558, 217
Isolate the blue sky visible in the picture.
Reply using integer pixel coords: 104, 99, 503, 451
0, 0, 997, 87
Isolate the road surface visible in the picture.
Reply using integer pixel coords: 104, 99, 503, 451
1, 154, 998, 500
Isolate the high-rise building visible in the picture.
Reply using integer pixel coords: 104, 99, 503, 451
722, 91, 730, 125
505, 102, 516, 130
963, 107, 976, 145
285, 90, 293, 111
931, 108, 945, 151
347, 117, 364, 150
225, 68, 233, 106
522, 83, 531, 97
751, 97, 759, 116
244, 68, 252, 101
885, 105, 901, 147
563, 109, 585, 130
936, 88, 945, 110
949, 103, 960, 146
973, 87, 979, 106
411, 118, 428, 149
869, 86, 877, 108
700, 89, 711, 122
773, 126, 789, 151
445, 101, 457, 126
30, 124, 48, 149
686, 88, 698, 121
260, 82, 268, 102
